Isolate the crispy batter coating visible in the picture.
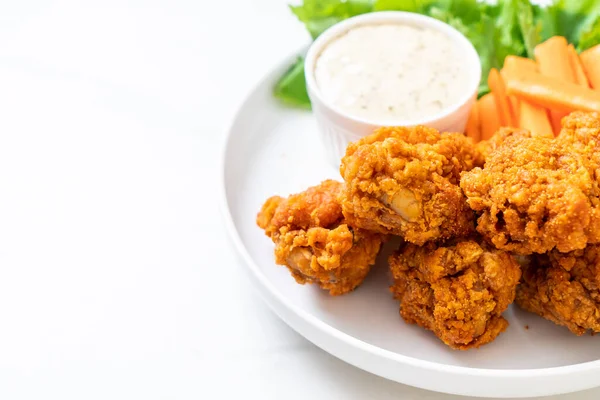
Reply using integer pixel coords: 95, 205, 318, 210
516, 246, 600, 335
257, 180, 343, 237
257, 180, 384, 295
558, 111, 600, 150
557, 111, 600, 177
389, 239, 521, 349
475, 127, 532, 162
461, 133, 600, 255
339, 126, 478, 245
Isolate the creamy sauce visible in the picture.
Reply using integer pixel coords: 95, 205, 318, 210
314, 24, 468, 121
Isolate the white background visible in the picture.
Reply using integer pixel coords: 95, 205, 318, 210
0, 0, 597, 399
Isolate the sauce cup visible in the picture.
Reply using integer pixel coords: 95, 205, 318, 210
304, 11, 482, 168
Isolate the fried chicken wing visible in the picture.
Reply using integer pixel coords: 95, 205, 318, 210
516, 246, 600, 335
475, 127, 532, 162
389, 238, 521, 349
557, 111, 600, 177
339, 126, 478, 245
257, 180, 384, 295
461, 133, 600, 255
558, 111, 600, 150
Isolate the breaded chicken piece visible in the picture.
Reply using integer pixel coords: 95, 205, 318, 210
475, 127, 532, 162
257, 180, 384, 295
339, 126, 478, 245
516, 246, 600, 335
558, 111, 600, 150
389, 238, 521, 349
461, 134, 600, 255
557, 111, 600, 176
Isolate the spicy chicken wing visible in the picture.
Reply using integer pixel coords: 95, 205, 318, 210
516, 246, 600, 335
339, 126, 479, 245
557, 111, 600, 150
257, 180, 384, 295
461, 133, 600, 255
557, 111, 600, 175
475, 127, 532, 162
389, 238, 521, 349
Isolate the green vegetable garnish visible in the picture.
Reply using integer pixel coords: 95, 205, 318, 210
290, 0, 374, 39
274, 57, 311, 110
578, 17, 600, 52
274, 0, 600, 109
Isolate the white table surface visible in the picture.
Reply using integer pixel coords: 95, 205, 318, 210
0, 1, 597, 399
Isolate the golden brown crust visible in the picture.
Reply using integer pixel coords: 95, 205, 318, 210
257, 180, 384, 295
339, 126, 478, 245
389, 239, 521, 349
475, 127, 532, 163
257, 180, 344, 237
461, 134, 600, 255
516, 247, 600, 335
557, 111, 600, 181
558, 111, 600, 149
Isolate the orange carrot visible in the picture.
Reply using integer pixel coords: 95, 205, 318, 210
519, 101, 554, 138
550, 112, 568, 134
581, 44, 600, 89
535, 36, 576, 82
502, 56, 554, 134
505, 71, 600, 113
503, 56, 538, 74
465, 101, 481, 142
568, 44, 590, 87
535, 37, 576, 134
509, 96, 520, 122
479, 94, 500, 140
501, 65, 530, 123
488, 68, 515, 126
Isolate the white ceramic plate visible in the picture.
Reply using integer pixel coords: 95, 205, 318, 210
220, 51, 600, 398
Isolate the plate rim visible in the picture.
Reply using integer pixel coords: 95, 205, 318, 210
218, 46, 600, 382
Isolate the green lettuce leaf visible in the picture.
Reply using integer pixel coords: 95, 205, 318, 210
536, 0, 600, 44
290, 0, 374, 39
578, 16, 600, 51
273, 57, 311, 109
374, 0, 435, 12
518, 0, 541, 57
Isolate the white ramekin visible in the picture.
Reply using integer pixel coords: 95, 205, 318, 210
305, 11, 482, 168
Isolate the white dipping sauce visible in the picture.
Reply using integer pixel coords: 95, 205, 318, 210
314, 24, 468, 121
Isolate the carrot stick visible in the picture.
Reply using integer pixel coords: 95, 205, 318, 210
503, 56, 538, 74
465, 102, 481, 142
505, 71, 600, 113
509, 96, 520, 122
501, 59, 552, 134
501, 66, 529, 123
488, 68, 515, 126
550, 111, 568, 134
535, 37, 576, 135
580, 44, 600, 89
519, 101, 554, 138
479, 94, 500, 140
535, 36, 576, 82
503, 66, 552, 134
568, 44, 590, 87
